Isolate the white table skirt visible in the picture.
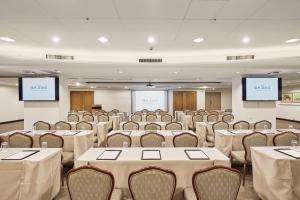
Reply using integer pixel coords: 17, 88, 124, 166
0, 148, 61, 200
252, 146, 300, 200
76, 147, 230, 200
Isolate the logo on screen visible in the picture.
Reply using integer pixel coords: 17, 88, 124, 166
253, 84, 271, 90
30, 85, 48, 90
142, 98, 158, 103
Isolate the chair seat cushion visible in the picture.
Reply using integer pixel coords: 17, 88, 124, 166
111, 189, 122, 200
184, 187, 197, 200
62, 152, 74, 164
231, 150, 245, 163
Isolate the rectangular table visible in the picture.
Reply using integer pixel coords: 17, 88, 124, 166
76, 147, 230, 200
129, 114, 162, 122
120, 121, 167, 130
0, 148, 61, 200
106, 130, 197, 147
0, 130, 94, 159
252, 146, 300, 200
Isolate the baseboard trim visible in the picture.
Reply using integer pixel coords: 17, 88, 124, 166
276, 118, 300, 123
0, 119, 24, 125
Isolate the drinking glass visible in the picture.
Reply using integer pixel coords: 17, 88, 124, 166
41, 141, 48, 148
1, 142, 8, 152
288, 124, 294, 129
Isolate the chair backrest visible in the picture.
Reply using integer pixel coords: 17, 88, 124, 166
159, 111, 169, 116
209, 111, 219, 115
134, 111, 142, 115
39, 133, 64, 148
140, 132, 165, 147
129, 167, 176, 200
273, 131, 298, 146
197, 111, 207, 116
67, 166, 114, 200
55, 121, 71, 130
193, 166, 241, 200
82, 114, 94, 122
107, 112, 115, 117
185, 110, 195, 116
131, 114, 142, 122
207, 114, 218, 122
161, 114, 172, 123
233, 121, 250, 130
95, 110, 107, 116
222, 114, 234, 122
9, 132, 33, 148
141, 109, 149, 113
173, 132, 198, 147
145, 123, 162, 130
165, 122, 182, 130
212, 121, 229, 133
243, 132, 267, 163
107, 133, 132, 147
33, 121, 51, 130
68, 114, 79, 122
225, 109, 232, 113
155, 109, 163, 113
254, 120, 272, 130
146, 114, 157, 122
192, 115, 204, 125
98, 114, 109, 122
111, 109, 119, 113
76, 121, 93, 130
123, 121, 139, 130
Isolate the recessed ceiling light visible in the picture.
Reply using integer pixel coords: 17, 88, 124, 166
236, 72, 240, 74
202, 86, 208, 89
52, 36, 60, 43
147, 36, 155, 44
118, 71, 123, 74
98, 36, 108, 43
193, 37, 204, 43
0, 37, 15, 42
75, 82, 80, 86
285, 38, 300, 44
173, 71, 178, 74
297, 71, 300, 74
242, 36, 250, 44
124, 86, 129, 89
90, 86, 95, 89
15, 83, 18, 86
178, 86, 182, 88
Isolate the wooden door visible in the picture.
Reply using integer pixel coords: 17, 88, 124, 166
70, 91, 94, 112
205, 92, 221, 111
173, 91, 197, 114
173, 91, 183, 113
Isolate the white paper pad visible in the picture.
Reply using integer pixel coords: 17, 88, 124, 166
63, 131, 80, 136
172, 131, 183, 135
229, 130, 253, 134
185, 150, 209, 160
119, 131, 131, 135
97, 150, 121, 160
142, 150, 161, 160
3, 150, 39, 160
276, 149, 300, 158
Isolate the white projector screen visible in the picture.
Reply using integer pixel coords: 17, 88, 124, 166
133, 90, 167, 112
244, 78, 280, 101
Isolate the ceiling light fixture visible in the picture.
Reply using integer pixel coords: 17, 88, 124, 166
0, 37, 15, 42
90, 86, 95, 89
173, 71, 178, 74
193, 37, 204, 43
75, 82, 80, 86
124, 86, 129, 89
242, 36, 250, 44
285, 38, 300, 44
236, 72, 241, 74
178, 86, 182, 89
98, 36, 108, 43
52, 36, 60, 43
147, 36, 155, 44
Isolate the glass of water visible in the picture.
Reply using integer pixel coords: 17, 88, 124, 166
1, 142, 8, 152
288, 124, 294, 129
41, 141, 48, 148
123, 141, 129, 148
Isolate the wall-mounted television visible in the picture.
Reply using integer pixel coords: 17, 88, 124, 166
19, 77, 59, 101
242, 77, 282, 101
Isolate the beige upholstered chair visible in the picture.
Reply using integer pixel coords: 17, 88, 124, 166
141, 109, 149, 113
111, 109, 119, 113
9, 132, 33, 148
185, 110, 195, 116
206, 121, 229, 144
254, 120, 272, 130
146, 114, 157, 122
128, 167, 176, 200
231, 132, 267, 185
165, 122, 182, 130
222, 114, 234, 122
148, 111, 156, 115
159, 111, 168, 116
107, 133, 132, 147
68, 114, 79, 122
197, 111, 207, 116
185, 166, 241, 200
145, 123, 162, 130
209, 110, 219, 115
190, 115, 203, 130
206, 114, 218, 122
140, 132, 165, 147
173, 132, 198, 147
123, 121, 139, 130
134, 111, 142, 115
131, 114, 142, 122
225, 109, 232, 113
161, 114, 172, 123
155, 109, 163, 113
233, 121, 250, 130
76, 121, 93, 130
273, 131, 298, 146
55, 121, 71, 130
82, 114, 94, 122
33, 121, 51, 130
95, 110, 107, 116
67, 166, 121, 200
107, 112, 116, 117
98, 114, 109, 122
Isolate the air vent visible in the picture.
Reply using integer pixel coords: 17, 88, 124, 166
138, 58, 162, 63
227, 55, 255, 61
46, 54, 74, 60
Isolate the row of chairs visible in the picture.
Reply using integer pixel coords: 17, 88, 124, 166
33, 121, 93, 130
67, 165, 241, 200
68, 113, 113, 123
131, 113, 173, 123
106, 132, 198, 147
122, 121, 182, 130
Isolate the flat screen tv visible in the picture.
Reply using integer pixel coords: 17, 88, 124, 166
19, 77, 59, 101
242, 77, 282, 101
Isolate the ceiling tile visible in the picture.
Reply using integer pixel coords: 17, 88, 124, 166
186, 0, 227, 19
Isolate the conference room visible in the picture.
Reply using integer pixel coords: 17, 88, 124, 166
0, 0, 300, 200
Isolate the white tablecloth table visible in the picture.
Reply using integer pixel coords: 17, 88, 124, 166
0, 148, 61, 200
252, 146, 300, 200
0, 130, 94, 159
106, 130, 197, 147
76, 147, 230, 200
120, 121, 167, 130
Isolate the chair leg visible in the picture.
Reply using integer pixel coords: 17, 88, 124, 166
243, 163, 246, 186
61, 164, 64, 186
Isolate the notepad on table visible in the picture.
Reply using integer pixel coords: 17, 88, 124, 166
172, 131, 183, 135
97, 150, 122, 160
2, 150, 39, 160
275, 148, 300, 159
63, 131, 80, 136
184, 150, 209, 160
119, 131, 132, 135
142, 150, 161, 160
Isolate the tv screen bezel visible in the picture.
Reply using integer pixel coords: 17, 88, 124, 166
242, 77, 282, 101
18, 77, 59, 101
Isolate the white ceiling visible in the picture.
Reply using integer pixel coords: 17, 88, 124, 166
0, 0, 300, 89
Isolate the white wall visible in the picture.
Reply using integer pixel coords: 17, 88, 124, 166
94, 89, 132, 114
0, 84, 24, 122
